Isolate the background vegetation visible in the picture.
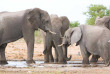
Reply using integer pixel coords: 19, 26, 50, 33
84, 4, 110, 25
69, 21, 80, 28
35, 29, 43, 44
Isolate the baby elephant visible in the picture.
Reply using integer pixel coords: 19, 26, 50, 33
59, 25, 110, 67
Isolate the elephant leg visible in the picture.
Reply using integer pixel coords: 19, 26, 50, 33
49, 48, 54, 63
80, 45, 91, 67
53, 39, 66, 64
23, 29, 35, 64
0, 43, 8, 64
43, 33, 52, 63
54, 47, 58, 63
103, 46, 110, 66
90, 55, 100, 63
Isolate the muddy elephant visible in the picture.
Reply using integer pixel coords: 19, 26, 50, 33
40, 14, 71, 63
0, 8, 54, 64
59, 25, 110, 66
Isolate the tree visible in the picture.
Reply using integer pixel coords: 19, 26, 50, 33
106, 9, 110, 15
69, 21, 80, 28
84, 4, 110, 25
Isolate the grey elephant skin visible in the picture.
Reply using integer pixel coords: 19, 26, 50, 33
61, 25, 110, 66
40, 14, 71, 63
95, 16, 110, 29
0, 8, 51, 64
91, 16, 110, 62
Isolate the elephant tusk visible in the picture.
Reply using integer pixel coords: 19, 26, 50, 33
58, 44, 64, 47
49, 30, 56, 34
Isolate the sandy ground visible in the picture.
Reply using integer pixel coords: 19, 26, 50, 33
5, 39, 82, 61
0, 39, 110, 74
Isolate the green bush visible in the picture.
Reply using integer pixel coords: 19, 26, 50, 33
69, 21, 80, 28
34, 29, 43, 44
84, 4, 110, 25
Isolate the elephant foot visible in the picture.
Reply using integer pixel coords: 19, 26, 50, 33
49, 58, 54, 63
82, 64, 90, 67
49, 60, 54, 63
26, 60, 35, 64
90, 60, 97, 64
54, 59, 58, 63
44, 61, 49, 63
90, 61, 97, 66
0, 60, 8, 65
91, 64, 97, 67
54, 61, 67, 64
90, 61, 97, 64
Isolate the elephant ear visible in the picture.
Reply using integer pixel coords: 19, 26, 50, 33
109, 19, 110, 29
60, 16, 70, 36
105, 16, 110, 29
71, 27, 82, 45
27, 8, 41, 25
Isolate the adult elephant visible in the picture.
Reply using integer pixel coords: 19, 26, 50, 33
40, 14, 71, 63
59, 25, 110, 66
89, 16, 110, 64
0, 8, 54, 64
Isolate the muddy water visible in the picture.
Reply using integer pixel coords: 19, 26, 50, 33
0, 61, 105, 68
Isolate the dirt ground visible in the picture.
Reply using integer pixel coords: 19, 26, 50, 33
5, 39, 82, 61
0, 39, 110, 74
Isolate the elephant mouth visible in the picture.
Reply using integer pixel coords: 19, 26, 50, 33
45, 26, 56, 34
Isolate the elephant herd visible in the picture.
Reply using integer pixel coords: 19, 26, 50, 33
0, 8, 110, 67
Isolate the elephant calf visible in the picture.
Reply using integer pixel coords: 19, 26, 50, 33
60, 25, 110, 66
40, 14, 71, 63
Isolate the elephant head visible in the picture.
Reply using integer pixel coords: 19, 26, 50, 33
27, 8, 55, 34
95, 16, 110, 29
59, 27, 82, 59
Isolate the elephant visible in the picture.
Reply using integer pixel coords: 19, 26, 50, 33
0, 8, 54, 64
90, 16, 110, 63
40, 14, 71, 63
59, 25, 110, 66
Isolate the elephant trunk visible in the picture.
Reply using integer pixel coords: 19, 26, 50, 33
62, 45, 72, 61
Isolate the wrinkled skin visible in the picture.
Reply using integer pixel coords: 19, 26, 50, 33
0, 8, 51, 64
90, 16, 110, 64
40, 14, 71, 63
61, 25, 110, 66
